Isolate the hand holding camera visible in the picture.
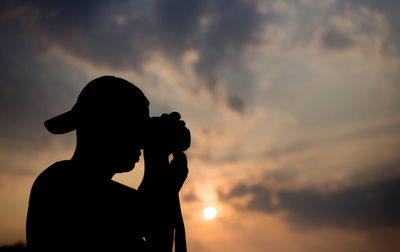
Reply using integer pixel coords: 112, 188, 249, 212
145, 112, 191, 155
141, 111, 190, 192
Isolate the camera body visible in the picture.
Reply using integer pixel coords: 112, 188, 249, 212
146, 114, 191, 154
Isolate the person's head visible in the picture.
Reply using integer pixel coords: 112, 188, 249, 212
45, 76, 149, 174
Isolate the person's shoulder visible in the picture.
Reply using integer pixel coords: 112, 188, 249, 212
32, 160, 73, 189
38, 160, 72, 179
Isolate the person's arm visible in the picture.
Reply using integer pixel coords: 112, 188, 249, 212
138, 150, 189, 251
137, 112, 189, 251
170, 151, 188, 193
138, 150, 175, 251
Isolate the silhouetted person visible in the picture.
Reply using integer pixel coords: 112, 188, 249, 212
26, 76, 190, 251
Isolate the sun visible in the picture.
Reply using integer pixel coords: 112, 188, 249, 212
203, 206, 217, 220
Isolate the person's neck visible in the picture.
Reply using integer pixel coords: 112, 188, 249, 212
71, 149, 115, 180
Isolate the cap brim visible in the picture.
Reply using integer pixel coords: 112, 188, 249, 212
44, 110, 76, 134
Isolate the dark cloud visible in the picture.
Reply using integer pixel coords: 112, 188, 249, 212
154, 0, 205, 52
0, 0, 264, 112
228, 94, 245, 113
220, 177, 400, 229
193, 0, 262, 91
321, 26, 354, 50
182, 190, 199, 202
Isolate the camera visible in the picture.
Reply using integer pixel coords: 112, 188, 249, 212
146, 112, 191, 154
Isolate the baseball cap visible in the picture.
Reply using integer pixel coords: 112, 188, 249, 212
44, 76, 149, 134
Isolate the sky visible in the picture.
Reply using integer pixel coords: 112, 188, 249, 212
1, 0, 400, 251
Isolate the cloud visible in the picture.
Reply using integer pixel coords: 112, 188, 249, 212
264, 119, 400, 161
257, 118, 400, 193
220, 175, 400, 229
227, 94, 245, 113
321, 26, 354, 50
346, 0, 400, 55
182, 190, 199, 202
0, 0, 264, 113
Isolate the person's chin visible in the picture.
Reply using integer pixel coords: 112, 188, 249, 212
114, 160, 137, 173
